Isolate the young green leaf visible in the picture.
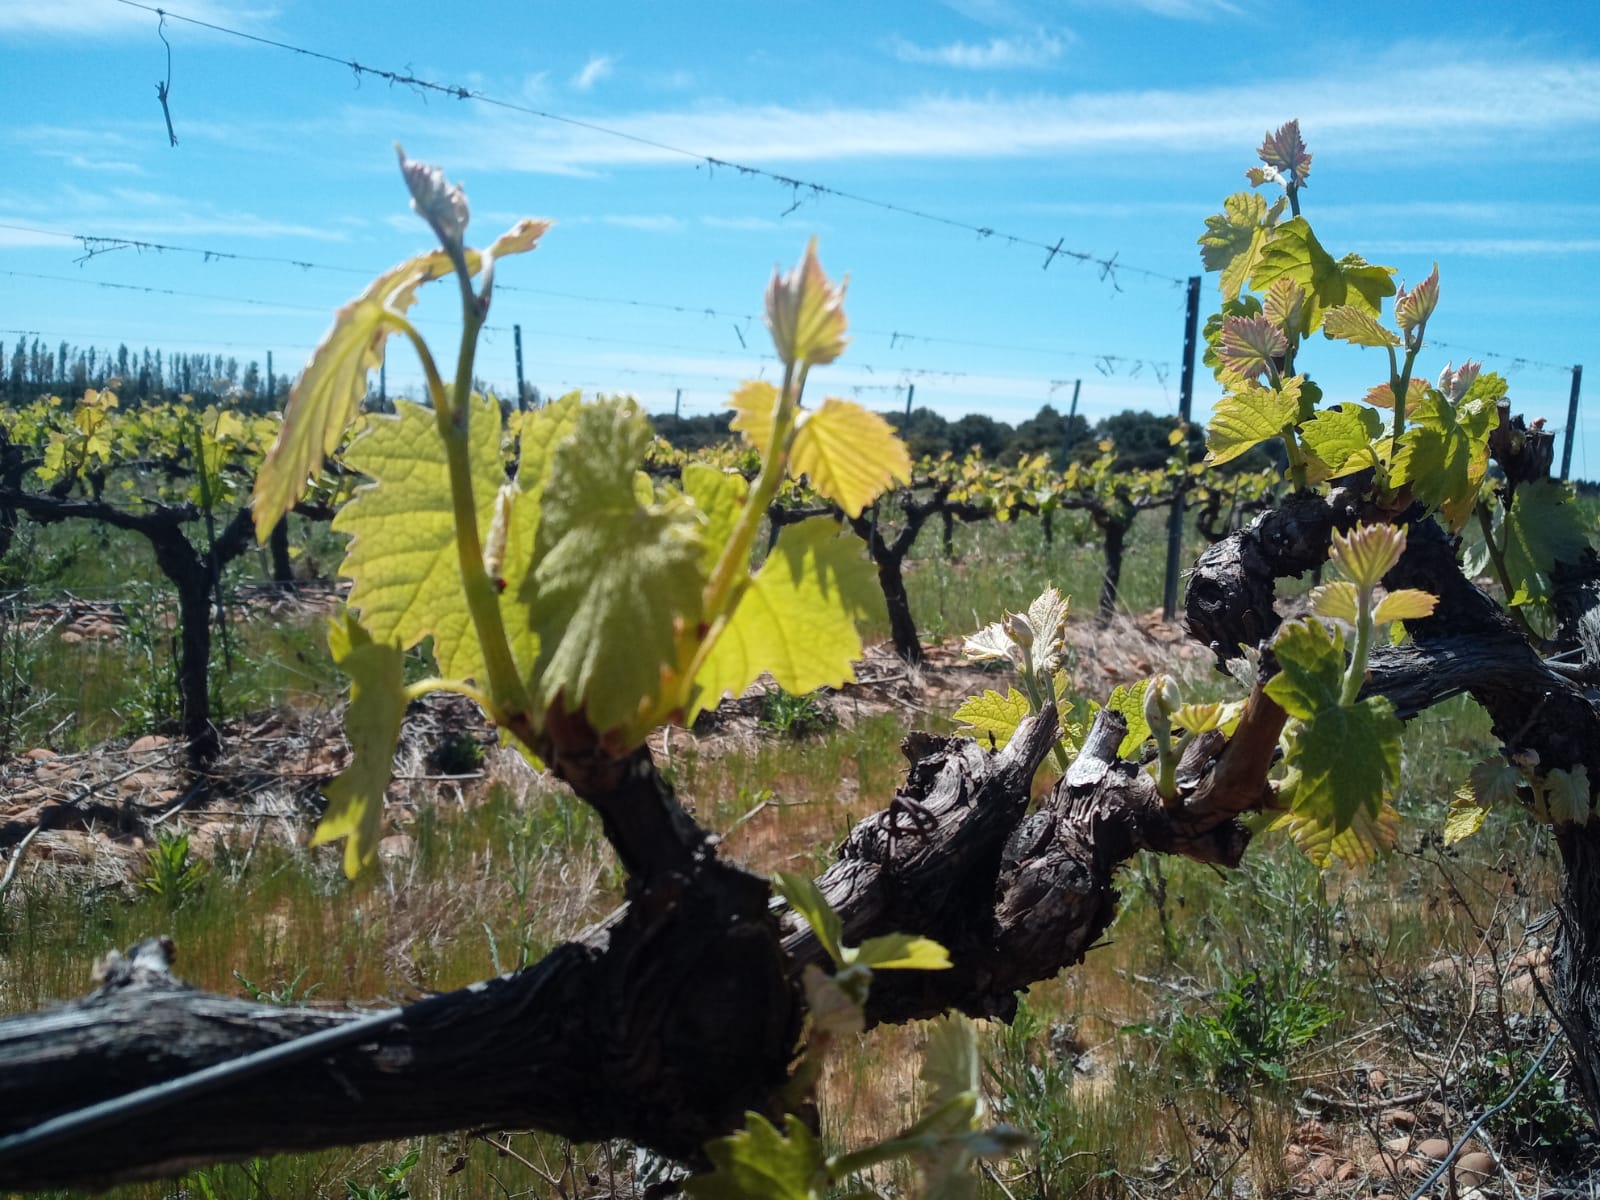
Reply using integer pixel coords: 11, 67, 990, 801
1394, 264, 1440, 334
528, 399, 705, 736
1501, 479, 1591, 605
790, 397, 912, 518
1544, 766, 1592, 826
1444, 793, 1491, 845
1371, 588, 1437, 624
1267, 620, 1403, 832
1205, 378, 1302, 467
1391, 388, 1496, 531
1106, 679, 1152, 758
1268, 783, 1398, 867
689, 517, 880, 723
951, 687, 1032, 749
767, 239, 848, 368
688, 1113, 826, 1200
1465, 757, 1524, 808
334, 392, 534, 685
1329, 523, 1406, 592
313, 615, 406, 878
1298, 404, 1382, 478
253, 248, 457, 541
1218, 315, 1287, 380
1249, 218, 1395, 334
1310, 580, 1359, 623
1198, 191, 1284, 302
773, 870, 845, 967
852, 934, 952, 971
1322, 306, 1399, 348
683, 463, 750, 575
728, 380, 779, 456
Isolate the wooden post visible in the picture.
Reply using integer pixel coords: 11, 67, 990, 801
1561, 365, 1584, 481
1162, 276, 1202, 623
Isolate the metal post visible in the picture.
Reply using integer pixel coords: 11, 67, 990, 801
265, 351, 273, 409
674, 388, 682, 419
1560, 365, 1584, 481
904, 382, 915, 417
1062, 378, 1081, 461
1163, 276, 1202, 623
514, 324, 527, 410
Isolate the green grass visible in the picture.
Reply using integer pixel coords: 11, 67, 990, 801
2, 503, 1590, 1199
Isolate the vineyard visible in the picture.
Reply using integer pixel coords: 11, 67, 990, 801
0, 123, 1597, 1200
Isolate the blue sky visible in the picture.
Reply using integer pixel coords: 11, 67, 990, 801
3, 0, 1597, 474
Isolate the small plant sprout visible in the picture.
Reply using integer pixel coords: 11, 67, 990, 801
960, 587, 1074, 771
1144, 674, 1182, 801
1310, 523, 1437, 706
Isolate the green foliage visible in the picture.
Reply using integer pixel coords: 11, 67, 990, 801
757, 688, 836, 739
1461, 1048, 1588, 1155
1166, 962, 1339, 1087
139, 829, 208, 905
344, 1146, 420, 1200
233, 966, 323, 1007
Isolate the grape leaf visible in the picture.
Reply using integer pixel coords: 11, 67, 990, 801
1502, 479, 1591, 605
1218, 315, 1286, 380
1444, 793, 1491, 845
728, 380, 778, 456
689, 517, 880, 724
1198, 192, 1284, 303
1299, 404, 1382, 478
1322, 305, 1399, 348
1467, 757, 1524, 808
1269, 776, 1398, 867
1258, 120, 1312, 185
528, 399, 705, 736
766, 239, 848, 368
514, 390, 583, 507
313, 614, 406, 878
951, 687, 1032, 750
853, 934, 952, 971
1372, 588, 1437, 624
253, 248, 457, 541
1392, 389, 1497, 531
1394, 264, 1440, 333
1311, 581, 1359, 623
791, 397, 912, 518
801, 963, 865, 1038
333, 392, 535, 685
1544, 766, 1592, 826
773, 871, 844, 967
688, 1113, 824, 1200
683, 463, 750, 575
1250, 218, 1395, 334
1106, 679, 1151, 758
1205, 377, 1302, 467
1267, 620, 1402, 832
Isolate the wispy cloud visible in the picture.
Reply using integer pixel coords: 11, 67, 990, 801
1085, 0, 1243, 19
891, 33, 1067, 69
433, 53, 1600, 174
1362, 237, 1600, 257
0, 0, 277, 38
572, 54, 614, 91
700, 215, 790, 232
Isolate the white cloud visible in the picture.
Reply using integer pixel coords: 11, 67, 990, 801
891, 33, 1066, 69
434, 54, 1600, 174
1361, 238, 1600, 257
572, 55, 614, 91
1086, 0, 1243, 18
0, 0, 277, 38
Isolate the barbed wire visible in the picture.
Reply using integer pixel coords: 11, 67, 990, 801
104, 0, 1182, 290
2, 221, 1178, 376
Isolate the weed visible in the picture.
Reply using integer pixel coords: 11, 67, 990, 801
757, 687, 836, 738
233, 966, 322, 1007
139, 829, 208, 906
427, 729, 485, 776
343, 1146, 419, 1200
1461, 1046, 1588, 1156
1164, 961, 1339, 1088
